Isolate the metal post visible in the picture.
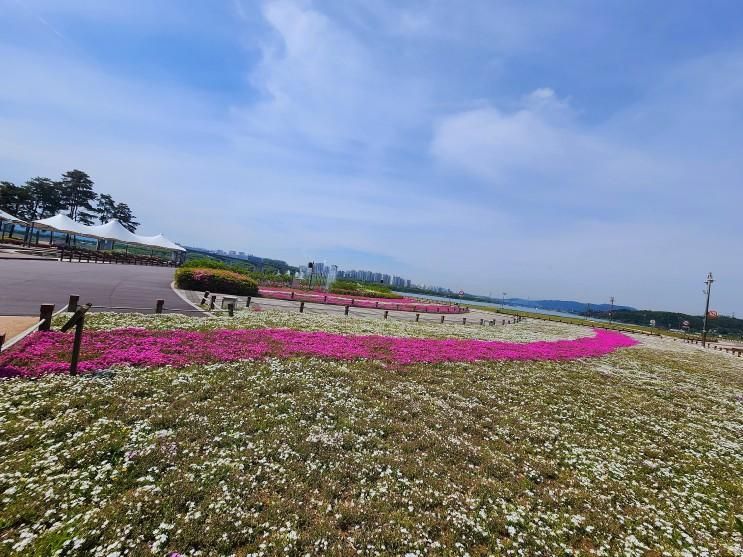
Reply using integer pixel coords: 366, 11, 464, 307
702, 272, 714, 347
155, 299, 164, 314
609, 296, 615, 323
68, 295, 79, 313
39, 304, 54, 331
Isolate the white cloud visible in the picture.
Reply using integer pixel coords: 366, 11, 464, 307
232, 0, 430, 155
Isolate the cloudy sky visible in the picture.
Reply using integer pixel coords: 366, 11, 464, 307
2, 0, 742, 314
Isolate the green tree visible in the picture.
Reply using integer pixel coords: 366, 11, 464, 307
60, 169, 97, 224
0, 181, 33, 220
95, 193, 117, 223
112, 202, 140, 232
24, 177, 64, 219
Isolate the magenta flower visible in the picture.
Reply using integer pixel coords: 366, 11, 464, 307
0, 328, 637, 378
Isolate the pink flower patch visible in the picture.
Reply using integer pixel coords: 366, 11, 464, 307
0, 328, 638, 378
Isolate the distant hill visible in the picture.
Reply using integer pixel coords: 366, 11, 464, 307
586, 308, 743, 338
503, 298, 635, 313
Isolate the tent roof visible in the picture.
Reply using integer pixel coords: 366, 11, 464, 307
32, 213, 186, 252
137, 233, 187, 252
33, 213, 91, 235
0, 209, 27, 224
87, 220, 149, 246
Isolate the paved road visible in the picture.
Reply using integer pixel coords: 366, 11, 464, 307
0, 260, 195, 315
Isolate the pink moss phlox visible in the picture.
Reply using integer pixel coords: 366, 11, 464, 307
0, 328, 638, 378
258, 288, 465, 314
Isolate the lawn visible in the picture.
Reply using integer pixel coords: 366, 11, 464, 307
0, 311, 741, 556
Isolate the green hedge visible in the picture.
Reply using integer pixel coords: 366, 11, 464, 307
175, 267, 258, 296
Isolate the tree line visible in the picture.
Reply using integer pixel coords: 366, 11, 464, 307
0, 169, 139, 232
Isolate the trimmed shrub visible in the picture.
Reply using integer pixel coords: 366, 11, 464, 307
175, 267, 258, 296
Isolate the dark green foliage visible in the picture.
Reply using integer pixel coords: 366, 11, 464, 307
60, 169, 97, 224
586, 309, 743, 338
111, 202, 139, 232
175, 268, 259, 296
329, 280, 401, 299
95, 194, 117, 223
1, 171, 139, 231
181, 258, 290, 284
0, 181, 32, 220
24, 177, 65, 219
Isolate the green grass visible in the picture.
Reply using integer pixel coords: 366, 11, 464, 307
1, 313, 741, 555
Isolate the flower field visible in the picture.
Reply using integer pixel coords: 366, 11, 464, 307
257, 288, 466, 314
0, 327, 636, 377
1, 312, 741, 555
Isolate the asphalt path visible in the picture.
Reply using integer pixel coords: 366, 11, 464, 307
0, 260, 195, 315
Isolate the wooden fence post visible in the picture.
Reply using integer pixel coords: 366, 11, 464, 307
440, 315, 445, 324
200, 291, 210, 305
39, 304, 54, 331
0, 332, 5, 351
384, 310, 388, 319
210, 295, 216, 310
68, 295, 79, 313
69, 316, 85, 376
246, 296, 252, 308
155, 299, 164, 314
480, 319, 484, 325
228, 303, 234, 317
415, 313, 420, 322
462, 317, 466, 325
299, 301, 305, 313
345, 305, 350, 316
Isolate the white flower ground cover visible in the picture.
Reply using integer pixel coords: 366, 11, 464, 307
66, 309, 593, 342
1, 311, 741, 556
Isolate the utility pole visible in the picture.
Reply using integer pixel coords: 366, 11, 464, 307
702, 272, 714, 347
502, 292, 507, 309
609, 296, 615, 323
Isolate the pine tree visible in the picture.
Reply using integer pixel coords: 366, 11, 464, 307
60, 169, 97, 224
25, 177, 64, 219
95, 193, 117, 223
112, 203, 140, 232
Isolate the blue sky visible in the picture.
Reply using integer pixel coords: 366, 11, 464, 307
2, 0, 742, 314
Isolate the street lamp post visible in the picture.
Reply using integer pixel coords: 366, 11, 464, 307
702, 272, 714, 347
609, 296, 614, 323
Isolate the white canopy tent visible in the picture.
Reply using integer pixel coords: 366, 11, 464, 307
0, 209, 27, 224
32, 213, 186, 253
33, 213, 92, 236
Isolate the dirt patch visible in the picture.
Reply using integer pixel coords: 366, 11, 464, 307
0, 316, 38, 341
